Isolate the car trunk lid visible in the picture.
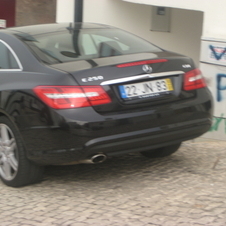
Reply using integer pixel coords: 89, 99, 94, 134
50, 52, 201, 113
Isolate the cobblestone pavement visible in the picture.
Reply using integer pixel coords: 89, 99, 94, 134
0, 138, 226, 226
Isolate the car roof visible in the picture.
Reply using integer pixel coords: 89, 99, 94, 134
0, 23, 114, 36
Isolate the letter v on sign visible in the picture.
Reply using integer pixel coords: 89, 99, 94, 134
209, 45, 226, 61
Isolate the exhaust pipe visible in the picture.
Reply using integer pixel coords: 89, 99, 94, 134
91, 154, 107, 163
59, 154, 107, 165
79, 154, 107, 164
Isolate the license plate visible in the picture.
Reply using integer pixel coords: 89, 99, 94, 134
119, 78, 174, 99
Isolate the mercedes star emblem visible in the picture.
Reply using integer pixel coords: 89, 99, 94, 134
142, 64, 153, 74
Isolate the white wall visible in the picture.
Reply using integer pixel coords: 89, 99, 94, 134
203, 1, 226, 39
56, 0, 74, 22
123, 0, 226, 40
83, 0, 203, 66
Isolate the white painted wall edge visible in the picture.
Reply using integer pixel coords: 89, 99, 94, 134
122, 0, 205, 11
202, 37, 226, 43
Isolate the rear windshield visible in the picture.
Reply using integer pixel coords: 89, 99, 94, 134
18, 28, 162, 64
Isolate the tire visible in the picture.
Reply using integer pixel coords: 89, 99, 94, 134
140, 143, 181, 158
0, 116, 44, 187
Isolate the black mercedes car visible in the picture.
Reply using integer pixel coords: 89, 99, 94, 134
0, 23, 212, 187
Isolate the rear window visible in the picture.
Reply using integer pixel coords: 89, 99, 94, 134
18, 28, 162, 65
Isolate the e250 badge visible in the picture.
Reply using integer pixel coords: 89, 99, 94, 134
81, 76, 104, 82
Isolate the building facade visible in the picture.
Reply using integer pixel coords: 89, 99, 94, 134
0, 0, 56, 27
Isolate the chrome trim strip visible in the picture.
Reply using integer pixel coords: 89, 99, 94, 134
101, 71, 184, 85
0, 40, 23, 71
0, 69, 23, 72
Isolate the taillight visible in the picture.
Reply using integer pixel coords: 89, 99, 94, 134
183, 69, 207, 91
33, 86, 111, 109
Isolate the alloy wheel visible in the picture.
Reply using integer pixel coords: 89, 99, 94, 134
0, 124, 18, 181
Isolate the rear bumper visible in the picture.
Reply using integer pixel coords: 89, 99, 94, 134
85, 118, 210, 157
23, 115, 211, 165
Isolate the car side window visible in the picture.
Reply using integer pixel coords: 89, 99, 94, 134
0, 41, 20, 69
